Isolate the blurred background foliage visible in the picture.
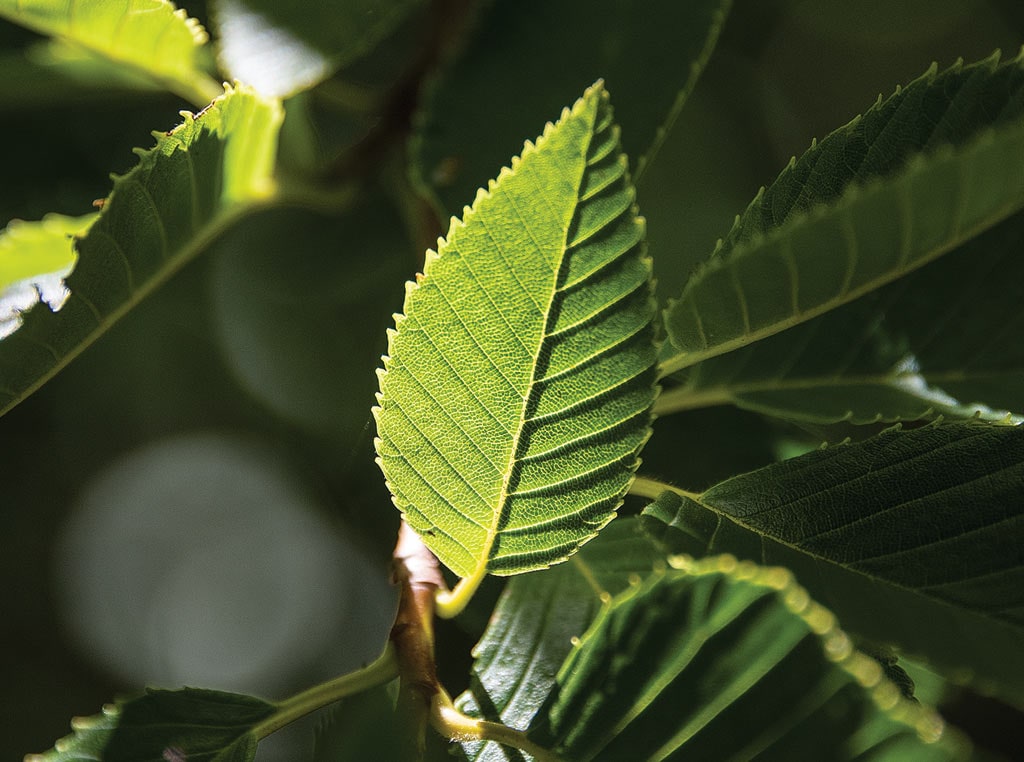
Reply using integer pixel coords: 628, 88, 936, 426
1, 1, 1023, 759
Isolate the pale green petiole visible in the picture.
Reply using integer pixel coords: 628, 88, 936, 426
252, 644, 399, 739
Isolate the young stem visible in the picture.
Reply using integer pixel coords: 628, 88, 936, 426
430, 688, 562, 762
630, 475, 702, 502
252, 645, 400, 739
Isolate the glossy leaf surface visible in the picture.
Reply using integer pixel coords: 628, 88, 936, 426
641, 422, 1024, 705
0, 85, 283, 417
456, 519, 663, 761
663, 52, 1024, 375
532, 557, 963, 761
375, 83, 658, 578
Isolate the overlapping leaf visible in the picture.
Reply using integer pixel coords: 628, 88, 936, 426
411, 0, 731, 216
530, 556, 965, 761
455, 519, 664, 761
0, 84, 283, 418
640, 422, 1024, 705
26, 688, 275, 762
212, 0, 425, 98
657, 214, 1024, 423
375, 83, 658, 579
662, 51, 1024, 375
0, 213, 95, 339
0, 0, 219, 105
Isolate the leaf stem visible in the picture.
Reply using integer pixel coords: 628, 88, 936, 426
252, 645, 399, 740
653, 385, 733, 415
629, 475, 702, 502
434, 568, 486, 619
430, 689, 562, 762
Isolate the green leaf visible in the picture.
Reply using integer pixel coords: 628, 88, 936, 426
212, 0, 425, 98
639, 422, 1024, 705
0, 84, 283, 418
375, 83, 658, 581
455, 518, 664, 761
0, 0, 220, 105
25, 687, 275, 762
411, 0, 731, 216
662, 51, 1024, 376
0, 213, 95, 339
531, 556, 966, 761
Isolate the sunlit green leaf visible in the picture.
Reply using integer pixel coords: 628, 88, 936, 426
0, 0, 220, 105
411, 0, 731, 216
531, 556, 965, 761
212, 0, 425, 98
26, 687, 274, 762
375, 83, 658, 580
662, 52, 1024, 376
0, 213, 95, 339
0, 84, 283, 418
456, 519, 664, 761
640, 422, 1024, 706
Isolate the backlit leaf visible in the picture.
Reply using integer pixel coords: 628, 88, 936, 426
0, 0, 220, 105
375, 83, 658, 579
0, 213, 95, 340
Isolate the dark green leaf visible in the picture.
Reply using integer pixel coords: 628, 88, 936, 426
658, 205, 1024, 425
640, 422, 1024, 705
455, 519, 664, 761
26, 688, 275, 762
411, 0, 731, 216
662, 52, 1024, 375
532, 557, 965, 761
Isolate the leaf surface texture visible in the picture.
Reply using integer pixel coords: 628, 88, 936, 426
375, 83, 658, 578
641, 422, 1024, 705
531, 557, 964, 761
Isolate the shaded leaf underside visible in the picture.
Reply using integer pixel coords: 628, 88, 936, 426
663, 51, 1024, 377
375, 83, 657, 578
641, 422, 1024, 705
27, 687, 275, 762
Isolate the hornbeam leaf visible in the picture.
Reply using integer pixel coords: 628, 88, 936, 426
455, 519, 664, 761
25, 687, 275, 762
0, 0, 220, 105
640, 422, 1024, 706
662, 51, 1024, 375
374, 83, 658, 580
530, 557, 966, 761
0, 84, 283, 417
